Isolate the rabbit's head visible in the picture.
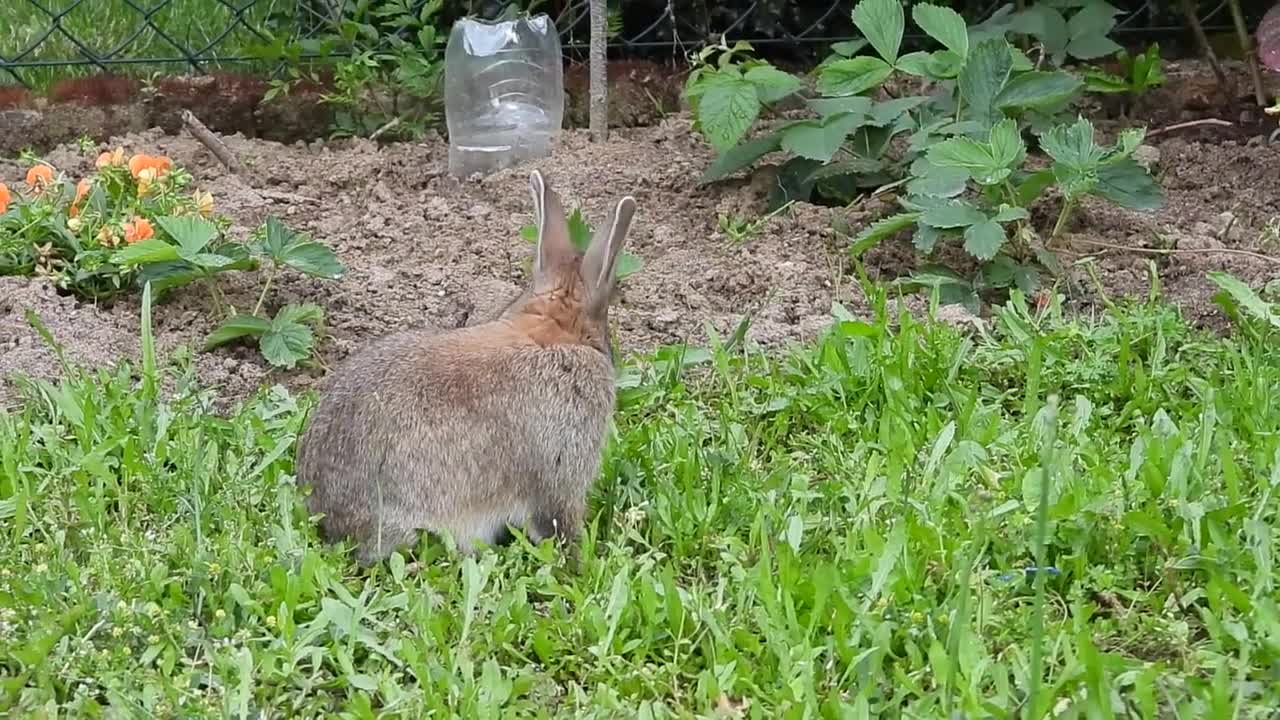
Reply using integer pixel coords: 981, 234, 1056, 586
501, 170, 637, 359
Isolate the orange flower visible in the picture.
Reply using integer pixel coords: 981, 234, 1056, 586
70, 178, 91, 218
0, 182, 10, 215
128, 153, 172, 180
123, 217, 154, 244
25, 164, 53, 189
96, 148, 125, 168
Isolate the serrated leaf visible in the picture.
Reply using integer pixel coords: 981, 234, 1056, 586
136, 261, 203, 294
852, 0, 904, 64
782, 113, 868, 162
913, 4, 969, 58
282, 241, 345, 279
808, 95, 873, 118
260, 313, 315, 369
1066, 34, 1122, 60
1094, 158, 1164, 210
906, 160, 969, 197
849, 212, 920, 257
185, 252, 236, 269
155, 216, 218, 255
204, 314, 272, 350
259, 216, 293, 259
1067, 1, 1120, 41
992, 204, 1030, 223
913, 223, 945, 253
699, 132, 785, 184
807, 156, 884, 183
1038, 116, 1104, 169
745, 65, 802, 103
895, 51, 935, 77
1084, 70, 1129, 93
831, 39, 869, 57
926, 137, 1010, 185
1016, 169, 1056, 206
566, 208, 595, 251
277, 302, 325, 326
697, 72, 762, 151
110, 239, 179, 266
988, 119, 1026, 169
995, 71, 1083, 110
963, 220, 1005, 260
959, 39, 1013, 130
868, 96, 929, 126
928, 50, 967, 78
921, 203, 987, 229
816, 56, 894, 96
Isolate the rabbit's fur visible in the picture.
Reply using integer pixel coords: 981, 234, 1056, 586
295, 170, 637, 565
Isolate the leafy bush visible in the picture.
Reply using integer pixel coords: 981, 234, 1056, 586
686, 0, 1162, 308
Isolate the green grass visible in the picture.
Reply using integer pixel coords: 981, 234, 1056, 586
2, 279, 1279, 718
0, 0, 294, 90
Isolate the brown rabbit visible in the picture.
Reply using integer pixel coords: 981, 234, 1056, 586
294, 170, 637, 565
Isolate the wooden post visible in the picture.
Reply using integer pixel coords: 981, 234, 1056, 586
589, 0, 608, 142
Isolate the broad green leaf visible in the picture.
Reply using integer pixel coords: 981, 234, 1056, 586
260, 313, 315, 369
1052, 163, 1098, 200
927, 50, 967, 78
1067, 34, 1123, 60
807, 95, 873, 118
277, 302, 325, 326
1016, 169, 1057, 206
867, 96, 929, 126
958, 38, 1013, 129
1013, 6, 1069, 60
566, 208, 594, 251
699, 131, 784, 183
259, 216, 293, 260
185, 252, 236, 269
1067, 1, 1120, 40
906, 160, 969, 198
1084, 70, 1129, 94
768, 157, 821, 211
994, 71, 1084, 110
204, 314, 272, 350
913, 4, 969, 58
992, 204, 1030, 223
921, 203, 986, 229
1112, 128, 1146, 159
282, 241, 345, 279
895, 51, 935, 77
913, 223, 945, 253
926, 137, 1010, 185
697, 72, 762, 151
963, 220, 1005, 260
816, 56, 894, 97
852, 0, 904, 64
155, 216, 218, 255
614, 252, 643, 281
136, 261, 203, 294
1038, 116, 1104, 170
782, 113, 868, 163
1207, 272, 1280, 329
745, 64, 802, 103
110, 239, 179, 266
806, 156, 885, 183
849, 212, 920, 257
831, 39, 869, 57
988, 119, 1026, 169
1094, 158, 1164, 210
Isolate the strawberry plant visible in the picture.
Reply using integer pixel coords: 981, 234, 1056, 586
519, 206, 643, 281
1084, 43, 1166, 101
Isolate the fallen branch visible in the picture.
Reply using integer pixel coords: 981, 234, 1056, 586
1147, 118, 1235, 138
258, 189, 321, 205
368, 117, 401, 142
1067, 237, 1280, 265
181, 110, 249, 178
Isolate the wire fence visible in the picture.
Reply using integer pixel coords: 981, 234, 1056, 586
0, 0, 1263, 88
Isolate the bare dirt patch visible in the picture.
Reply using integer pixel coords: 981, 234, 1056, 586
2, 105, 1278, 408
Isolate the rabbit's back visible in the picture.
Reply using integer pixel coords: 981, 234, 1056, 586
295, 324, 616, 559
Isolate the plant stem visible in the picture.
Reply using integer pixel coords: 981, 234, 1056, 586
1178, 0, 1232, 101
1050, 197, 1075, 242
1226, 0, 1268, 107
253, 265, 278, 318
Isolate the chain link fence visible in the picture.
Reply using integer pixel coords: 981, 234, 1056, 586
0, 0, 1262, 87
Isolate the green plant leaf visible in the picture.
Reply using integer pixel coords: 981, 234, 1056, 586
1207, 271, 1280, 329
1065, 1, 1122, 59
921, 203, 986, 229
566, 208, 595, 252
958, 38, 1013, 129
110, 239, 179, 266
894, 51, 935, 77
831, 39, 869, 57
282, 241, 345, 279
185, 252, 236, 269
259, 216, 293, 260
699, 132, 785, 183
806, 156, 885, 183
260, 312, 315, 369
155, 216, 218, 255
852, 0, 904, 64
926, 136, 1010, 186
782, 113, 868, 163
848, 212, 920, 257
867, 96, 929, 126
963, 220, 1005, 260
994, 71, 1084, 110
1095, 158, 1164, 210
1067, 34, 1123, 60
745, 65, 802, 103
1015, 169, 1057, 206
277, 302, 325, 327
697, 71, 762, 151
807, 95, 873, 118
204, 314, 272, 350
906, 159, 969, 197
1038, 116, 1105, 170
136, 261, 202, 294
1084, 70, 1129, 94
912, 4, 969, 58
992, 204, 1030, 223
816, 56, 895, 96
988, 119, 1026, 169
913, 223, 945, 253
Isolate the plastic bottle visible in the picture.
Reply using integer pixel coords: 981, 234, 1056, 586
444, 13, 564, 177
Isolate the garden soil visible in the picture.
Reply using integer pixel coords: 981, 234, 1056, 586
2, 111, 1279, 409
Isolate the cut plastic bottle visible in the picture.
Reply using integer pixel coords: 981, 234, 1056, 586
444, 13, 565, 177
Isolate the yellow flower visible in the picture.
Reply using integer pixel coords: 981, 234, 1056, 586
136, 167, 157, 197
96, 148, 125, 168
67, 217, 82, 232
194, 190, 214, 217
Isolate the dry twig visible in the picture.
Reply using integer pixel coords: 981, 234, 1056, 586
181, 110, 249, 178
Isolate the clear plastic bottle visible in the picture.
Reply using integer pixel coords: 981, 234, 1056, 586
444, 13, 564, 177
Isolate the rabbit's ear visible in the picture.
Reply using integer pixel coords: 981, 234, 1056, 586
582, 194, 637, 315
529, 170, 575, 290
